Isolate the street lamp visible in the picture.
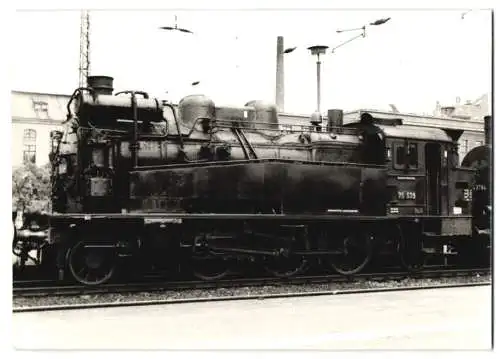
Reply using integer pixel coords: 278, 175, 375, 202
333, 17, 391, 53
282, 17, 391, 115
282, 43, 330, 114
307, 45, 329, 113
159, 18, 198, 103
159, 15, 194, 34
461, 10, 472, 19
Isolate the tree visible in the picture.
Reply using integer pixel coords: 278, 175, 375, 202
12, 162, 52, 214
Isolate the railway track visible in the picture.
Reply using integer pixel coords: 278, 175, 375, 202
13, 267, 490, 298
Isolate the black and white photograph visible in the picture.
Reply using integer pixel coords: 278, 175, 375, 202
8, 1, 494, 353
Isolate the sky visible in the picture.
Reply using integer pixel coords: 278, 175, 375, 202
10, 8, 492, 115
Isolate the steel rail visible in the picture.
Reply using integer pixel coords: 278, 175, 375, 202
13, 282, 490, 313
13, 267, 490, 298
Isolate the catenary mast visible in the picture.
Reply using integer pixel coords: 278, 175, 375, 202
78, 10, 90, 87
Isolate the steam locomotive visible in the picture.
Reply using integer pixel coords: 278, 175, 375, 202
13, 76, 492, 285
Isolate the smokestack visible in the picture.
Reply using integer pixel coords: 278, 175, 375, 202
87, 75, 114, 95
275, 36, 284, 112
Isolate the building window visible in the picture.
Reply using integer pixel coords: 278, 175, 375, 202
23, 129, 37, 164
23, 144, 36, 164
24, 129, 37, 142
32, 100, 49, 114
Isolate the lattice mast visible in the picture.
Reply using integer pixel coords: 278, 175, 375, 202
78, 10, 90, 88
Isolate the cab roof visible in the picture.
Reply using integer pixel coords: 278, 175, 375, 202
344, 112, 458, 143
376, 124, 455, 143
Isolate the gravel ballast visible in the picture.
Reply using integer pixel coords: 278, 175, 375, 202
13, 274, 490, 309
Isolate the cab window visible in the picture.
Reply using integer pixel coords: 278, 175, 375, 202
394, 143, 405, 169
408, 143, 418, 169
393, 141, 418, 170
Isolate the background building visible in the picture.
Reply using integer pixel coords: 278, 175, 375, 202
434, 94, 490, 121
432, 94, 490, 158
280, 100, 489, 162
11, 90, 488, 168
11, 91, 70, 167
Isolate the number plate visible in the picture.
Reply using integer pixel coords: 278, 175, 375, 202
397, 190, 416, 200
463, 189, 473, 201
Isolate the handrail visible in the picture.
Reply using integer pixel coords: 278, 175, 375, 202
231, 128, 250, 159
114, 90, 150, 99
65, 87, 95, 120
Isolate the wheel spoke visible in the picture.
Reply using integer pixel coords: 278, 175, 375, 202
77, 267, 87, 278
84, 272, 92, 283
87, 269, 101, 283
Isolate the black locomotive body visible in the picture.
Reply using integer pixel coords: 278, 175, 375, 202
13, 76, 491, 285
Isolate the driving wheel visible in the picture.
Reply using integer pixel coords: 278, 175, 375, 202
68, 241, 117, 286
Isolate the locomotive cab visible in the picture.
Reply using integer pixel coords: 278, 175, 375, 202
347, 112, 473, 225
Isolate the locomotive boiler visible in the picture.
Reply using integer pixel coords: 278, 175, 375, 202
14, 76, 491, 285
55, 77, 387, 217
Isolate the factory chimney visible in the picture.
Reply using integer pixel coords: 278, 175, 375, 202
275, 36, 285, 112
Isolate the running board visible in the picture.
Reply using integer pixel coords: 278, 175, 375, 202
422, 247, 458, 255
475, 228, 491, 237
422, 232, 458, 238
